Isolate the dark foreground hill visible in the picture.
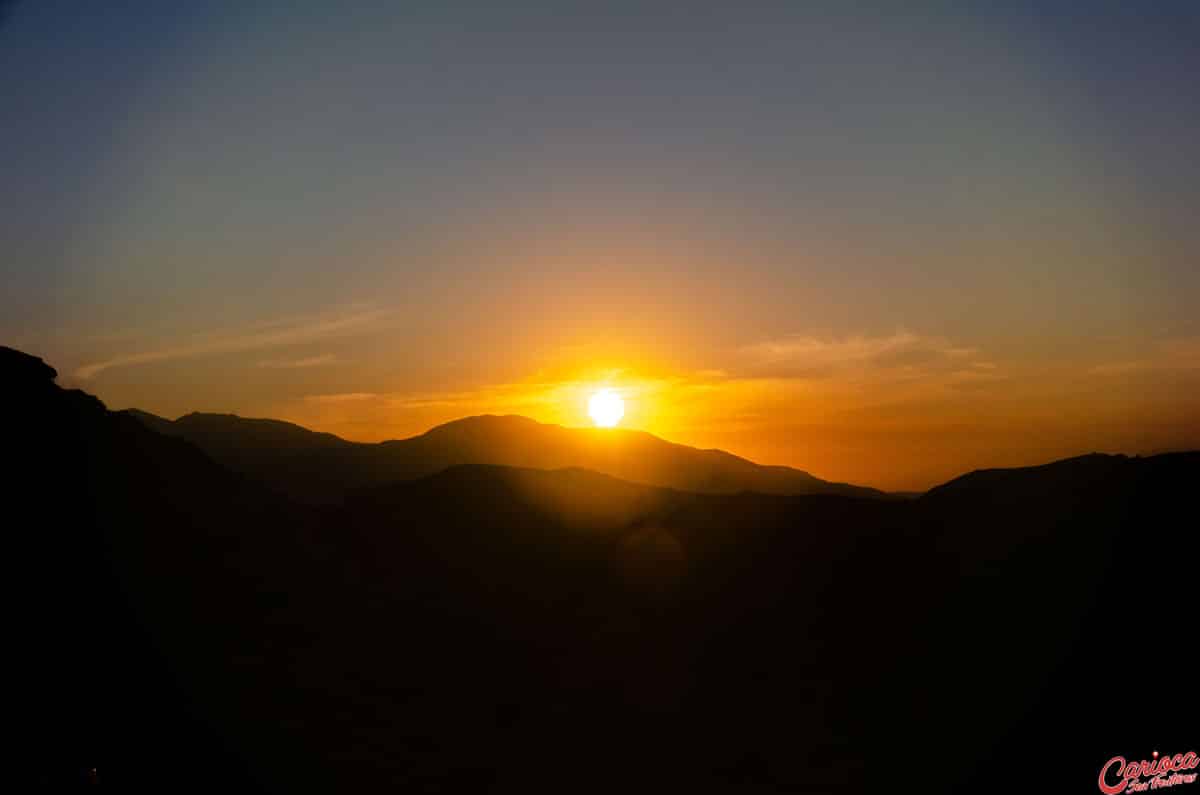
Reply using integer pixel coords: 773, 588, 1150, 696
7, 344, 1197, 792
122, 409, 887, 502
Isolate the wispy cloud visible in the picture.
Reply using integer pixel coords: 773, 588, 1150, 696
739, 329, 992, 385
304, 392, 378, 403
75, 308, 385, 380
1089, 337, 1200, 377
258, 353, 337, 369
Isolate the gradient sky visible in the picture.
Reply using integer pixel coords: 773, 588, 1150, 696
4, 1, 1199, 490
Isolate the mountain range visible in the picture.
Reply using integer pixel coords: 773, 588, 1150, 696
120, 408, 888, 502
6, 344, 1196, 793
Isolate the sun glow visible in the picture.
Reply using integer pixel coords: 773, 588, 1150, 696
588, 389, 625, 428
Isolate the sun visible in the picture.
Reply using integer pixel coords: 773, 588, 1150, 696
588, 389, 625, 428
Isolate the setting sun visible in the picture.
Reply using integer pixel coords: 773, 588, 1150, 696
588, 389, 625, 428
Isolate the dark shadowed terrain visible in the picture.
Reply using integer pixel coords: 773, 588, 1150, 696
7, 345, 1196, 792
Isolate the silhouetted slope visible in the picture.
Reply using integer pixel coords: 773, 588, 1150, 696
7, 347, 337, 789
9, 345, 1197, 793
923, 451, 1133, 501
122, 410, 886, 502
119, 406, 177, 436
913, 451, 1200, 793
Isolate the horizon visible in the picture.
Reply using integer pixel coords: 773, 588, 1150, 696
114, 399, 1193, 493
5, 2, 1200, 491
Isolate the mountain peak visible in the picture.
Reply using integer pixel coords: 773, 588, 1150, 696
421, 413, 547, 434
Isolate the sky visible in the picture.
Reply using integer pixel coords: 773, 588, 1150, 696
3, 1, 1199, 490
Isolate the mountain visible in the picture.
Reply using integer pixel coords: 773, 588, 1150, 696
121, 409, 888, 502
6, 346, 315, 788
8, 344, 1197, 792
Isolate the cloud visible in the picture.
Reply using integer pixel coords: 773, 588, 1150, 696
257, 354, 337, 369
303, 392, 378, 403
743, 330, 922, 366
739, 329, 989, 384
1088, 337, 1200, 377
382, 380, 586, 412
74, 308, 385, 380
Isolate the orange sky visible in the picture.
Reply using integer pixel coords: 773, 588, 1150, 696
34, 307, 1199, 491
5, 4, 1199, 491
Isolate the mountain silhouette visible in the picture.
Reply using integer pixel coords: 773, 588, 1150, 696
7, 344, 1197, 792
121, 409, 888, 502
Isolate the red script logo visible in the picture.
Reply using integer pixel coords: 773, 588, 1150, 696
1098, 751, 1199, 793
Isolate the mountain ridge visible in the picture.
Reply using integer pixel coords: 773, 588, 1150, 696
120, 407, 889, 502
7, 343, 1199, 790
